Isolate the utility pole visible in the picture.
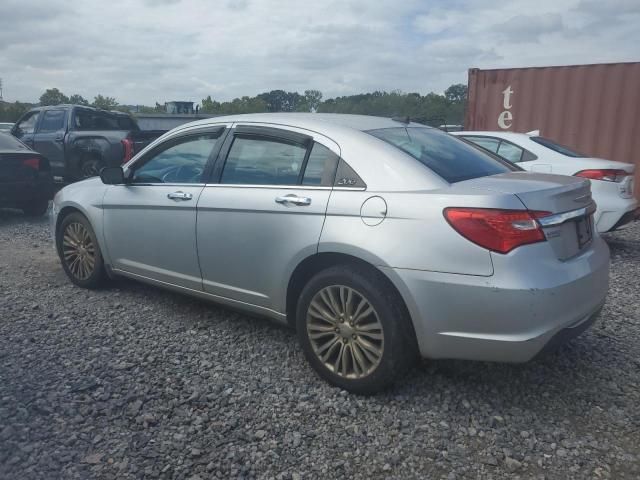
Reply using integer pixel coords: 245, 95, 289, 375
0, 78, 3, 101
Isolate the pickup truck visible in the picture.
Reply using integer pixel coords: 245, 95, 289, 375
11, 105, 163, 181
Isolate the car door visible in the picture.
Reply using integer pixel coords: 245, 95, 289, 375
12, 111, 41, 148
102, 126, 228, 290
33, 109, 68, 177
196, 125, 339, 313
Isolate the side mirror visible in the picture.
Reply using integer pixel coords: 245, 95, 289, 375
100, 166, 125, 185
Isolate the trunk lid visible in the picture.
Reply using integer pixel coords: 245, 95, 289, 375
458, 171, 595, 260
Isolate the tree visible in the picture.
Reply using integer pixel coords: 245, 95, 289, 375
444, 84, 467, 104
39, 88, 69, 106
0, 101, 33, 122
297, 89, 323, 112
92, 94, 118, 110
69, 94, 89, 106
257, 90, 303, 112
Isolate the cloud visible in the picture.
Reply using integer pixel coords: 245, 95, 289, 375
496, 13, 564, 43
0, 0, 638, 105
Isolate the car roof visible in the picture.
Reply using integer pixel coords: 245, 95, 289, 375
29, 104, 131, 116
179, 113, 428, 133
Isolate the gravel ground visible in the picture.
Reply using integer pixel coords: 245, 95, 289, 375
0, 208, 639, 480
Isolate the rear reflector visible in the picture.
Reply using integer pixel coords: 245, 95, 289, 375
121, 137, 134, 163
22, 157, 40, 170
574, 169, 630, 182
444, 208, 551, 254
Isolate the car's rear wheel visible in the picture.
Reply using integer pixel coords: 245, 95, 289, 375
22, 199, 49, 216
57, 212, 106, 288
296, 264, 418, 394
80, 155, 105, 179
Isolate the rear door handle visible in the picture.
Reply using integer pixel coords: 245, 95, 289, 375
275, 194, 312, 206
167, 191, 193, 201
54, 135, 64, 143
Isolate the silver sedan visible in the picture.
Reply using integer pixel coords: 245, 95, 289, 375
51, 114, 609, 394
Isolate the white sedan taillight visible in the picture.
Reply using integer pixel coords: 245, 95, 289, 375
574, 169, 631, 182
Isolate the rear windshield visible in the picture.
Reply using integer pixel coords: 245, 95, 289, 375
530, 136, 585, 157
0, 132, 29, 150
368, 127, 516, 183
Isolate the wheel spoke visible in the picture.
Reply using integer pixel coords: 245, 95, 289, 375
356, 331, 383, 341
309, 299, 337, 324
325, 287, 342, 317
356, 337, 383, 359
351, 342, 369, 372
352, 304, 374, 325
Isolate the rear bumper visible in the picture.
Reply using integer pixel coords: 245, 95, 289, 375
381, 236, 610, 362
592, 189, 637, 233
608, 207, 640, 232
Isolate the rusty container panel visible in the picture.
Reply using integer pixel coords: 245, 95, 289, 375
465, 62, 640, 197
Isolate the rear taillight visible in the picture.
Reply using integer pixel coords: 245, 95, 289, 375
444, 208, 551, 254
574, 169, 630, 182
121, 137, 134, 163
22, 157, 40, 170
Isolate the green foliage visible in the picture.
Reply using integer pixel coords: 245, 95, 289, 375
69, 94, 90, 106
92, 94, 119, 110
39, 88, 69, 106
200, 95, 268, 114
445, 84, 468, 104
27, 84, 466, 125
0, 101, 33, 122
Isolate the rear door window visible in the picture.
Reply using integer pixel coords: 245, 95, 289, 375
38, 110, 66, 133
368, 127, 515, 183
221, 136, 307, 185
465, 136, 500, 153
496, 141, 524, 163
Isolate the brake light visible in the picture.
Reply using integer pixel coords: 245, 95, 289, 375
22, 157, 40, 170
574, 169, 630, 182
444, 208, 551, 254
121, 137, 134, 163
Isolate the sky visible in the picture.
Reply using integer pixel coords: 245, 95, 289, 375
0, 0, 638, 105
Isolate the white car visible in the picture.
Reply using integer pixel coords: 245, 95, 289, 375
452, 131, 638, 232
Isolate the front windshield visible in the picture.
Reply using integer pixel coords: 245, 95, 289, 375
530, 136, 585, 157
368, 127, 517, 183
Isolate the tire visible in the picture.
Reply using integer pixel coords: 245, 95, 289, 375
79, 155, 105, 179
56, 212, 106, 289
22, 198, 49, 216
296, 264, 418, 395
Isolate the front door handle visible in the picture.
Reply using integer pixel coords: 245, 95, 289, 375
275, 194, 312, 206
167, 191, 193, 201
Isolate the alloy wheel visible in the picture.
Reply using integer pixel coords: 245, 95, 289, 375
306, 285, 384, 379
62, 222, 96, 280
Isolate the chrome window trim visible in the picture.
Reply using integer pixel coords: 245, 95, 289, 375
118, 183, 206, 187
203, 184, 366, 191
538, 203, 597, 227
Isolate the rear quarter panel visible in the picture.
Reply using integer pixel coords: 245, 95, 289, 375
319, 188, 527, 276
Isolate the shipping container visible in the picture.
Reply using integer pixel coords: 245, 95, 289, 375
465, 62, 640, 197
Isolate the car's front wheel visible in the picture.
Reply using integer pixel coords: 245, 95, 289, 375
296, 264, 418, 394
56, 212, 106, 288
